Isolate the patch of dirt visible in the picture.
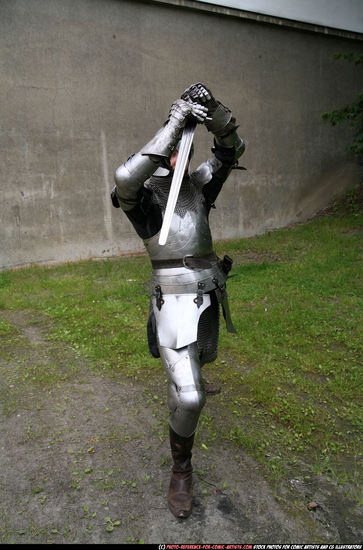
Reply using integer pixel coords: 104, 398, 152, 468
314, 182, 363, 219
0, 311, 361, 544
1, 310, 49, 345
234, 249, 281, 265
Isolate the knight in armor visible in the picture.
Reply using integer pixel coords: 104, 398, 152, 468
111, 83, 245, 518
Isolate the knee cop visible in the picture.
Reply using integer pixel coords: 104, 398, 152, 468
159, 343, 206, 438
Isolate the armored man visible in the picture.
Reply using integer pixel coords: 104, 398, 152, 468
111, 83, 245, 518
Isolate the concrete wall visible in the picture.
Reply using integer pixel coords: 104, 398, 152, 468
1, 0, 362, 269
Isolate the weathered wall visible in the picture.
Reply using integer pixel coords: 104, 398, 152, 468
1, 0, 362, 269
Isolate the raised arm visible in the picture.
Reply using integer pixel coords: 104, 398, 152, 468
112, 99, 208, 211
182, 83, 245, 207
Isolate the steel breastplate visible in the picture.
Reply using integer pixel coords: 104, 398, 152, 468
144, 174, 213, 261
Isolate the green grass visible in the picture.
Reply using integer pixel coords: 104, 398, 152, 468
0, 189, 362, 484
212, 204, 362, 481
0, 255, 152, 376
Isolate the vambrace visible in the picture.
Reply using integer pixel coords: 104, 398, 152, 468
214, 131, 246, 165
141, 99, 201, 160
140, 123, 182, 161
215, 130, 245, 163
205, 102, 234, 137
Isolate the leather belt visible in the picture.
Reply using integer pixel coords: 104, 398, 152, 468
151, 252, 218, 270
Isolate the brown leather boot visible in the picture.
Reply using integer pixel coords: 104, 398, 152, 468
167, 426, 195, 518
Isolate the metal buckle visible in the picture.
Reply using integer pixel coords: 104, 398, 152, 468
155, 285, 164, 311
212, 276, 223, 291
193, 281, 205, 308
182, 254, 193, 269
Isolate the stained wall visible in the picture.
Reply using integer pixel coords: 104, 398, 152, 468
1, 0, 362, 268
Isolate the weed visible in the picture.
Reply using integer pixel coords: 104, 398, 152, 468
104, 516, 120, 532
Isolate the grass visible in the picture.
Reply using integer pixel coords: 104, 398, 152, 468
0, 185, 362, 486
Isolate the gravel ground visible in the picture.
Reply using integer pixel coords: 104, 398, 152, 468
0, 311, 361, 544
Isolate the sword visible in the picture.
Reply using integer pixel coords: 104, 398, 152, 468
158, 119, 196, 246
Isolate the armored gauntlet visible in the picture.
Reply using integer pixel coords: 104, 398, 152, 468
182, 83, 245, 162
181, 83, 235, 137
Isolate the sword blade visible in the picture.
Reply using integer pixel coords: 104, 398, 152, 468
158, 120, 196, 246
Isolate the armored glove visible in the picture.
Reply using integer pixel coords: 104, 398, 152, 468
181, 83, 213, 105
168, 98, 208, 125
181, 83, 236, 138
